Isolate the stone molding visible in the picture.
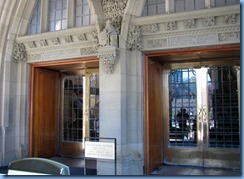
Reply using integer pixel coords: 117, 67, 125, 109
97, 46, 119, 74
133, 5, 240, 51
15, 5, 240, 63
16, 25, 98, 62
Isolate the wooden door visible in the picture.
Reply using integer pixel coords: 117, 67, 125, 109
32, 68, 59, 157
144, 57, 163, 174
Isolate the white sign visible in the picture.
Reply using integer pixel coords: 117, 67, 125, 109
85, 141, 115, 160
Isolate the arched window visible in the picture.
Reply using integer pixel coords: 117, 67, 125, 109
75, 0, 92, 27
27, 0, 41, 35
142, 0, 166, 16
49, 0, 67, 31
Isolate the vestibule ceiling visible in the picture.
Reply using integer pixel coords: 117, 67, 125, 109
153, 48, 240, 63
41, 59, 99, 75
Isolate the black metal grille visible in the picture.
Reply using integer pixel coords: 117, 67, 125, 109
208, 66, 239, 148
63, 76, 84, 142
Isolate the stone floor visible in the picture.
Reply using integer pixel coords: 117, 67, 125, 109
1, 157, 241, 176
151, 165, 241, 176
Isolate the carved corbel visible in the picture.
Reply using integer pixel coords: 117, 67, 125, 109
13, 43, 27, 63
98, 46, 119, 74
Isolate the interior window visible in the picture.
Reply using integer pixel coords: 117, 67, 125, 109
27, 0, 41, 35
141, 0, 166, 16
75, 0, 92, 27
49, 0, 67, 31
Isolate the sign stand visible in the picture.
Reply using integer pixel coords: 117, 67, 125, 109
84, 137, 116, 175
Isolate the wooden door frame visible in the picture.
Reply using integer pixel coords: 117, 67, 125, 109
143, 44, 240, 174
28, 58, 99, 157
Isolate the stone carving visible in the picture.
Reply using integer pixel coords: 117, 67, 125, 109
98, 20, 118, 47
147, 39, 167, 49
147, 24, 159, 33
168, 34, 217, 47
13, 43, 27, 62
166, 21, 177, 31
218, 32, 239, 42
28, 53, 41, 61
39, 39, 48, 46
143, 25, 239, 40
52, 38, 60, 45
78, 34, 87, 41
224, 14, 236, 24
65, 36, 73, 43
184, 19, 195, 29
202, 17, 215, 27
27, 41, 36, 48
92, 31, 99, 44
126, 25, 142, 50
80, 46, 98, 55
98, 47, 119, 74
101, 0, 127, 33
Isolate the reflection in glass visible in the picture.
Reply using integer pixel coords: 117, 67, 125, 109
168, 68, 197, 147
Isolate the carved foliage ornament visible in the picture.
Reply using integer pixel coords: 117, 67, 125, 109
101, 0, 127, 33
218, 32, 240, 42
184, 19, 195, 29
127, 25, 142, 50
98, 47, 119, 74
147, 24, 159, 33
166, 21, 177, 31
13, 43, 27, 63
224, 14, 236, 24
203, 17, 215, 27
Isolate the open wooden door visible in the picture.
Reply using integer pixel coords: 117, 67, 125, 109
144, 57, 163, 174
30, 67, 59, 158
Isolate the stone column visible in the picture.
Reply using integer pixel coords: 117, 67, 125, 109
97, 16, 144, 174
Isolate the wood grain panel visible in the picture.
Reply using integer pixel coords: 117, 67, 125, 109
32, 68, 59, 157
144, 57, 163, 174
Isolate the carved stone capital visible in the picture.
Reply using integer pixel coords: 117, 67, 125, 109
13, 43, 27, 63
98, 46, 119, 74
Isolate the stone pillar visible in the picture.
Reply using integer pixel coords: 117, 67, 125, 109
98, 48, 144, 175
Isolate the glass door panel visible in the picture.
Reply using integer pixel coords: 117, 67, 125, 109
59, 70, 99, 157
163, 65, 240, 169
168, 68, 197, 147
